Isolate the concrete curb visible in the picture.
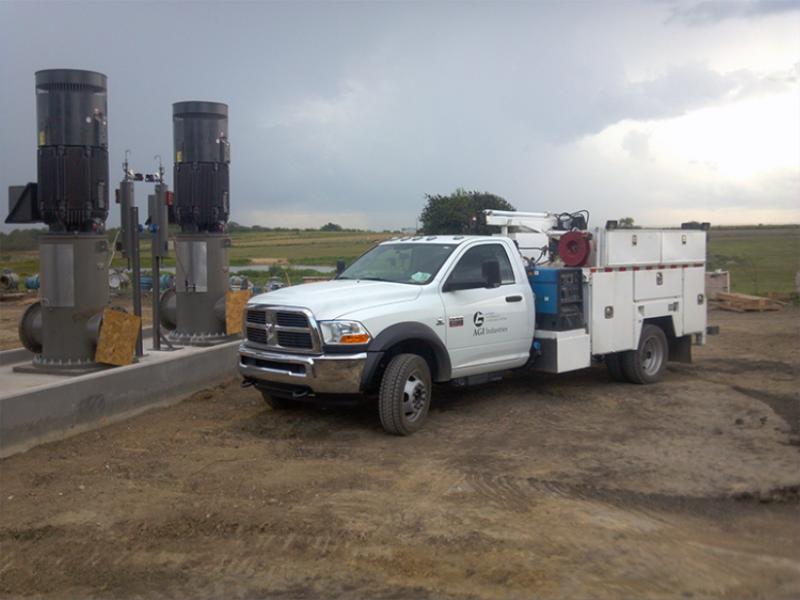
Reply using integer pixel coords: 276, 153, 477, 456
0, 327, 156, 367
0, 340, 240, 458
0, 348, 34, 366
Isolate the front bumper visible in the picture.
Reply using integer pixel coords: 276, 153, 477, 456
238, 344, 367, 394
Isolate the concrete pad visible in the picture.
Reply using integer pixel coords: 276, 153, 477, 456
0, 337, 241, 458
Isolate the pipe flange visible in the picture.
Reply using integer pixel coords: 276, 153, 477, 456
18, 301, 43, 354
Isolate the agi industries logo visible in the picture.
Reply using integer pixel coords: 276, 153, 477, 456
473, 311, 507, 337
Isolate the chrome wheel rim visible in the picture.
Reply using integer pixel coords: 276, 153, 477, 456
402, 370, 428, 423
642, 335, 665, 376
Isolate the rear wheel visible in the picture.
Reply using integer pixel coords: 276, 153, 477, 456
379, 354, 432, 436
622, 324, 668, 384
605, 352, 628, 382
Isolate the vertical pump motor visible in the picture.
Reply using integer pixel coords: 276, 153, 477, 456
172, 101, 230, 233
35, 69, 109, 233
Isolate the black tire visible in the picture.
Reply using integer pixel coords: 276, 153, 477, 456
622, 324, 668, 384
379, 354, 432, 436
261, 391, 302, 410
605, 352, 628, 382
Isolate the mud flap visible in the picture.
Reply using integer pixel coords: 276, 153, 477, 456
668, 334, 693, 364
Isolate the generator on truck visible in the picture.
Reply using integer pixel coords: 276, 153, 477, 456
239, 210, 713, 435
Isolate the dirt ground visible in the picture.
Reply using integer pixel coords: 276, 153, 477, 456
1, 305, 798, 599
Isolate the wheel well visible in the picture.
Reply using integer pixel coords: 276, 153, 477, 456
643, 316, 675, 339
642, 317, 691, 364
369, 340, 441, 392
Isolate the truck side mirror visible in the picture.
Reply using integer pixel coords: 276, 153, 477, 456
482, 260, 501, 288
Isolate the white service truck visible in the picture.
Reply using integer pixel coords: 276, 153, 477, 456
239, 210, 712, 435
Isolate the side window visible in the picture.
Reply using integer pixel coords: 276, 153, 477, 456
449, 244, 515, 285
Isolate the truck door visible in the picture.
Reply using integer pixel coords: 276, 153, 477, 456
440, 242, 531, 376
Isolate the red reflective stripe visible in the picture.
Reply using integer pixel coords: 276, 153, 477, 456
592, 264, 704, 271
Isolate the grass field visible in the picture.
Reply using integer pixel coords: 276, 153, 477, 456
2, 226, 798, 294
226, 230, 394, 267
706, 226, 799, 295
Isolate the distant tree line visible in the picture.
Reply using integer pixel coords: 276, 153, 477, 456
0, 227, 46, 252
227, 222, 367, 234
617, 217, 638, 229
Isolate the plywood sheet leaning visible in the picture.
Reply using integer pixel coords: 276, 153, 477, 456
226, 290, 251, 335
95, 309, 142, 366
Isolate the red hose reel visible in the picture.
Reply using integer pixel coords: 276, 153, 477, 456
558, 231, 591, 267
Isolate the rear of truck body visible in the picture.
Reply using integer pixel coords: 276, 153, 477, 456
525, 226, 707, 375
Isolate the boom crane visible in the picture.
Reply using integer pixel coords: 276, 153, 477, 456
481, 210, 559, 236
481, 209, 593, 267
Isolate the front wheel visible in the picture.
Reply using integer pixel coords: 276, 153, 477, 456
622, 324, 668, 384
379, 354, 432, 436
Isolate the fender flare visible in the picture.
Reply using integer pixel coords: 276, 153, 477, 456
361, 321, 452, 389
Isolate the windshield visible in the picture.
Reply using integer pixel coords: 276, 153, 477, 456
337, 243, 458, 285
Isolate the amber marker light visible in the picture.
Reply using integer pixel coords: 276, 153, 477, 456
340, 334, 370, 344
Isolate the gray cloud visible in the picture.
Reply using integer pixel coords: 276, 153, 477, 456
1, 1, 797, 234
667, 1, 800, 26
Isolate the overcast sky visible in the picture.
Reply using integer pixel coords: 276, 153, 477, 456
1, 0, 798, 233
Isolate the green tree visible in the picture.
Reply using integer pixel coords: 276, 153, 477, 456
618, 217, 637, 229
227, 221, 250, 233
0, 227, 45, 251
419, 189, 515, 235
320, 222, 343, 232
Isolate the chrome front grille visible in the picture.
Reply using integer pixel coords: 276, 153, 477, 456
246, 310, 267, 325
276, 330, 313, 349
276, 312, 308, 328
244, 306, 321, 353
246, 326, 267, 345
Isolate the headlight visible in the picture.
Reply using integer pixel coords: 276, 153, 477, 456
319, 320, 371, 345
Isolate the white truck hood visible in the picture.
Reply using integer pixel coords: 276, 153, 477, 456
248, 279, 423, 321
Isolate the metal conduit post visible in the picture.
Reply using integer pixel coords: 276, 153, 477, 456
148, 162, 169, 351
131, 206, 143, 357
152, 247, 161, 351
